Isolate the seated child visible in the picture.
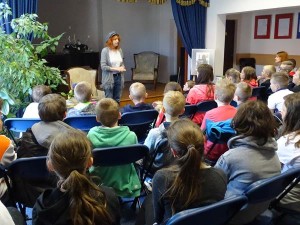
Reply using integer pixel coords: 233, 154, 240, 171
0, 99, 16, 203
144, 91, 185, 171
234, 82, 252, 106
183, 80, 195, 97
276, 92, 300, 214
292, 68, 300, 93
201, 79, 237, 162
154, 81, 182, 127
87, 98, 141, 198
280, 60, 296, 90
268, 72, 293, 114
32, 130, 120, 225
17, 94, 75, 158
240, 66, 258, 87
224, 68, 241, 84
23, 85, 52, 119
280, 60, 295, 76
140, 119, 226, 225
259, 65, 276, 102
121, 82, 153, 114
186, 64, 215, 125
67, 81, 96, 117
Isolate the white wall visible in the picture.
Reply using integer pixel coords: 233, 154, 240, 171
38, 0, 176, 83
38, 0, 99, 52
207, 0, 300, 75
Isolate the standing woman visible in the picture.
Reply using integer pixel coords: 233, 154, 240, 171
101, 31, 126, 103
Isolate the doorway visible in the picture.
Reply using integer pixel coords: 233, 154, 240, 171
223, 20, 236, 74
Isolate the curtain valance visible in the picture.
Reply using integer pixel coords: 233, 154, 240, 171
117, 0, 209, 6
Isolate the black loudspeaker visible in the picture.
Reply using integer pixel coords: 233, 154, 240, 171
239, 58, 256, 71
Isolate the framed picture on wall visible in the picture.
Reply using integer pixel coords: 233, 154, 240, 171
274, 13, 294, 39
191, 49, 215, 76
297, 13, 300, 39
254, 15, 272, 39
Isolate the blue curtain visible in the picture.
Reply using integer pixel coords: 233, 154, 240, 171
171, 0, 207, 57
1, 0, 38, 34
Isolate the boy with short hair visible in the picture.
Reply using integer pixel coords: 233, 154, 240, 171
67, 81, 96, 117
121, 82, 153, 113
280, 60, 294, 76
225, 68, 241, 84
87, 98, 140, 198
183, 80, 195, 97
259, 65, 276, 102
23, 85, 52, 118
201, 79, 237, 162
144, 91, 185, 170
268, 72, 293, 113
17, 94, 75, 158
234, 82, 252, 106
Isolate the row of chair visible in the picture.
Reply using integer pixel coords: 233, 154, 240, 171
0, 144, 150, 217
3, 109, 159, 144
3, 100, 219, 145
166, 167, 300, 225
3, 147, 299, 224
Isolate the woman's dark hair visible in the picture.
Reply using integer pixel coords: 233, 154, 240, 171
282, 93, 300, 148
165, 119, 204, 214
231, 100, 276, 144
195, 64, 214, 98
48, 130, 112, 225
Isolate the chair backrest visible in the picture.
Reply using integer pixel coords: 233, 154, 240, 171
4, 118, 41, 133
166, 195, 248, 225
4, 118, 41, 144
63, 115, 99, 132
65, 67, 98, 97
231, 168, 300, 224
119, 110, 158, 143
251, 86, 266, 98
145, 138, 172, 176
6, 156, 57, 208
245, 168, 300, 204
180, 104, 197, 119
196, 100, 218, 113
93, 144, 149, 167
134, 51, 159, 73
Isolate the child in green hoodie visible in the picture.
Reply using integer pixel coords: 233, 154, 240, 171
87, 98, 140, 198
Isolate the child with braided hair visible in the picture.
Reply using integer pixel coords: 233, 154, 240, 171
32, 130, 120, 225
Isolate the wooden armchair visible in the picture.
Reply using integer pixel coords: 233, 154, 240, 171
65, 67, 104, 100
131, 51, 159, 89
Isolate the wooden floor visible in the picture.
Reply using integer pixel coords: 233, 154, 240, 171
119, 82, 165, 107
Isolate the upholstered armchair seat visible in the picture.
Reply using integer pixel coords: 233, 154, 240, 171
65, 67, 104, 100
132, 72, 155, 80
131, 51, 159, 89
